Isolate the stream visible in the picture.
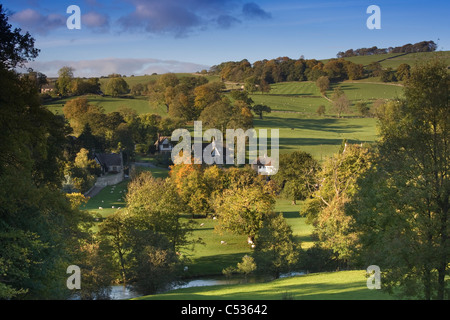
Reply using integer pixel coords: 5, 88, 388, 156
108, 271, 305, 300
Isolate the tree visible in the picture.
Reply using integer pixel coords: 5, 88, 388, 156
0, 8, 94, 299
214, 182, 276, 244
354, 59, 449, 300
316, 76, 330, 96
199, 98, 234, 132
380, 68, 397, 82
194, 82, 224, 113
303, 144, 374, 268
105, 77, 129, 97
396, 63, 411, 81
126, 171, 196, 251
0, 5, 39, 69
253, 214, 300, 278
251, 104, 271, 120
366, 61, 382, 77
316, 105, 326, 117
98, 210, 130, 286
331, 87, 351, 118
272, 151, 319, 205
56, 66, 75, 96
355, 101, 370, 117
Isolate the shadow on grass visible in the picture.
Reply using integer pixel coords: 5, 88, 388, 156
188, 252, 252, 276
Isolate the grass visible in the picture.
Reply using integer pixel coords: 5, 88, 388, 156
135, 270, 393, 300
321, 51, 450, 69
254, 112, 378, 160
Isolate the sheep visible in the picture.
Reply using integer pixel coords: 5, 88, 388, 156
220, 241, 227, 245
98, 207, 103, 210
199, 223, 204, 227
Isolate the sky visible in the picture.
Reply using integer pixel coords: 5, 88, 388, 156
2, 0, 449, 77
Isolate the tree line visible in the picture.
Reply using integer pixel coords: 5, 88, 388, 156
337, 40, 438, 58
210, 56, 366, 87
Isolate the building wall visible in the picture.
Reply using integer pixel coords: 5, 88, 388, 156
95, 172, 124, 187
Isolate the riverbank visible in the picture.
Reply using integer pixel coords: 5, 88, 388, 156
133, 270, 393, 300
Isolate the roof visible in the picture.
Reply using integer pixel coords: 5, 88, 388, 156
154, 136, 171, 146
252, 156, 273, 167
94, 153, 122, 167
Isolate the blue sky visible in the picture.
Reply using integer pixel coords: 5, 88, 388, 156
3, 0, 449, 77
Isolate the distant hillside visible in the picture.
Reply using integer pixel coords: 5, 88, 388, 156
321, 51, 450, 69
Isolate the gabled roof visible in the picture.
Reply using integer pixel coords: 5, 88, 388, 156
94, 153, 122, 167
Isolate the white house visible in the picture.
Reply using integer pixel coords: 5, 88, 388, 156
252, 155, 275, 175
154, 135, 173, 154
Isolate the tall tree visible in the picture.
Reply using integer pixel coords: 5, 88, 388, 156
253, 213, 300, 278
56, 66, 75, 96
354, 59, 449, 299
303, 144, 374, 267
0, 9, 93, 299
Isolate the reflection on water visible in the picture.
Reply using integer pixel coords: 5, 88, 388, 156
109, 271, 305, 300
110, 285, 140, 300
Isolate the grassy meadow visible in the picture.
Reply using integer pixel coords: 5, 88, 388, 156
135, 270, 392, 300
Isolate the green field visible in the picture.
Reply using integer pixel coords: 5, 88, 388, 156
136, 270, 392, 300
321, 50, 450, 69
254, 113, 378, 160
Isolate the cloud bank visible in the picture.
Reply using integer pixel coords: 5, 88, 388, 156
25, 57, 210, 78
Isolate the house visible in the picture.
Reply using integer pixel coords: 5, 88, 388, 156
154, 135, 173, 154
41, 83, 55, 93
94, 152, 123, 175
192, 140, 231, 165
251, 155, 275, 175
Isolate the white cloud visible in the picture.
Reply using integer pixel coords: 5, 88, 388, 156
10, 9, 66, 35
24, 57, 210, 77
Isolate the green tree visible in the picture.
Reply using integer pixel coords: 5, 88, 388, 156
253, 214, 300, 278
354, 59, 449, 300
272, 151, 319, 205
0, 5, 39, 69
0, 8, 93, 299
214, 182, 276, 244
355, 101, 370, 117
105, 77, 129, 97
126, 171, 196, 251
396, 63, 411, 81
303, 144, 374, 268
316, 76, 330, 96
251, 104, 271, 120
56, 66, 75, 96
